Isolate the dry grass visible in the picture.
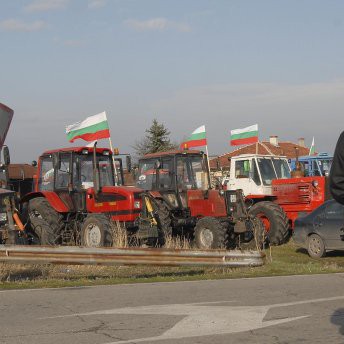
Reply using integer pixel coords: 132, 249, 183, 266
164, 234, 191, 249
110, 220, 129, 248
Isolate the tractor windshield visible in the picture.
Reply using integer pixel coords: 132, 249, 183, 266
257, 158, 276, 186
315, 159, 332, 176
272, 158, 291, 179
136, 158, 159, 190
0, 168, 7, 188
77, 155, 115, 188
176, 155, 209, 191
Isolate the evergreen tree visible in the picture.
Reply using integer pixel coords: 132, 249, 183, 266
133, 119, 177, 158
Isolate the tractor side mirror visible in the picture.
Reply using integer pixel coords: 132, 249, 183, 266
126, 156, 132, 173
2, 146, 10, 166
31, 160, 37, 167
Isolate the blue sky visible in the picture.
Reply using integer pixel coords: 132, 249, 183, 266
1, 0, 344, 161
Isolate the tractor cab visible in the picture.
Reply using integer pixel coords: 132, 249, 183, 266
37, 146, 116, 192
289, 153, 333, 177
224, 154, 291, 197
136, 150, 210, 209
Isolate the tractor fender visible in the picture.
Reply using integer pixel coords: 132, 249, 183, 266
21, 191, 70, 213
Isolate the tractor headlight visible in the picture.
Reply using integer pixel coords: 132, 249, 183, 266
0, 212, 7, 222
312, 180, 319, 187
134, 201, 141, 209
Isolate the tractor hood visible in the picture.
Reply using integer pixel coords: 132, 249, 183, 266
0, 103, 13, 149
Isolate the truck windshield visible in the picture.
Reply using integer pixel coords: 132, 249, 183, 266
272, 158, 290, 179
257, 158, 276, 186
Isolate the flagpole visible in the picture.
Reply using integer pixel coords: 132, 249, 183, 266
205, 144, 212, 188
108, 136, 119, 185
103, 111, 119, 185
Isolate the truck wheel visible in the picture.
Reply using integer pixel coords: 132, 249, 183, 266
238, 217, 265, 250
307, 234, 326, 258
80, 214, 113, 247
194, 217, 228, 249
28, 197, 63, 237
30, 217, 59, 245
249, 201, 289, 245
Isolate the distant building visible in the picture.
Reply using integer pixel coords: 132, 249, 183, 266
8, 164, 37, 197
209, 136, 311, 171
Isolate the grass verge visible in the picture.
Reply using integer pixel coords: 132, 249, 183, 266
1, 240, 344, 290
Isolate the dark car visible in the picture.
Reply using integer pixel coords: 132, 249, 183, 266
293, 199, 344, 258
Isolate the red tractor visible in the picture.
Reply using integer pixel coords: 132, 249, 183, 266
22, 145, 144, 246
136, 150, 264, 249
222, 154, 331, 245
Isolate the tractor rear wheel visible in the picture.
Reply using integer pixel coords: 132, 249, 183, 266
80, 214, 113, 247
30, 217, 58, 245
194, 217, 228, 249
28, 197, 63, 244
248, 201, 289, 245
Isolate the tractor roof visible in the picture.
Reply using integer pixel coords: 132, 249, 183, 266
142, 149, 203, 159
295, 153, 333, 161
42, 147, 112, 155
231, 154, 287, 160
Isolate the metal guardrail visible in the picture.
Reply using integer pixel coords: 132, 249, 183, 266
0, 245, 265, 268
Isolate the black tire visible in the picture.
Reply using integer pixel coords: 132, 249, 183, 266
249, 201, 289, 245
152, 199, 173, 244
238, 217, 265, 250
28, 197, 63, 236
30, 217, 58, 245
6, 230, 28, 245
80, 214, 113, 247
194, 217, 228, 249
307, 233, 326, 258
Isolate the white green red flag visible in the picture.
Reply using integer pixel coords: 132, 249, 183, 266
230, 124, 258, 146
66, 112, 110, 143
309, 137, 315, 155
180, 125, 207, 149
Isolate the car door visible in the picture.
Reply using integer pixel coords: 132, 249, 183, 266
314, 201, 344, 249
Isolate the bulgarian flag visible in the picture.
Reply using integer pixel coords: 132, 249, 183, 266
66, 111, 110, 143
180, 125, 207, 149
230, 124, 258, 146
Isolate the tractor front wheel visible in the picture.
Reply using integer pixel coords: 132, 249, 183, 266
194, 217, 228, 249
238, 217, 265, 250
28, 197, 63, 238
80, 214, 113, 247
248, 201, 289, 245
30, 217, 58, 245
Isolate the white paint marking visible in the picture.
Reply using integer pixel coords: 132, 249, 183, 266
46, 295, 344, 343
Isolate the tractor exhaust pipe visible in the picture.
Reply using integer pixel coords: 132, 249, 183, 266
93, 142, 101, 195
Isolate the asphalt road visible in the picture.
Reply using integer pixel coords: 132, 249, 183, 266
1, 273, 344, 344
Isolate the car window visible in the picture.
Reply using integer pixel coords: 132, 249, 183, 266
325, 202, 344, 220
